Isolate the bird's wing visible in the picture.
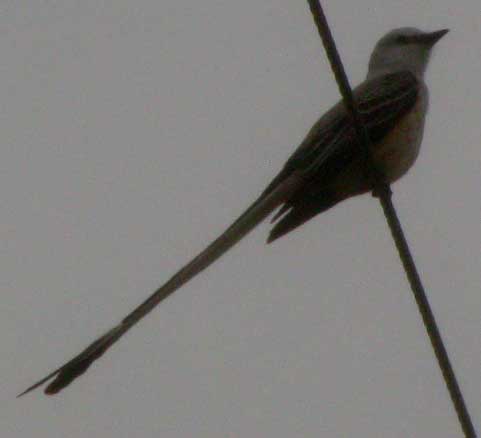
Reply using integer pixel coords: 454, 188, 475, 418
287, 70, 420, 175
19, 173, 304, 396
267, 70, 420, 242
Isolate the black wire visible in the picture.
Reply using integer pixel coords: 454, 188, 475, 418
306, 1, 476, 436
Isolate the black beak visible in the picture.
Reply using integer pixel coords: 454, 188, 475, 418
422, 29, 449, 45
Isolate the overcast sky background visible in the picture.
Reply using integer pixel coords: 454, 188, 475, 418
3, 1, 481, 437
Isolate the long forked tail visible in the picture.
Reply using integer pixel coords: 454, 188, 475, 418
19, 173, 302, 396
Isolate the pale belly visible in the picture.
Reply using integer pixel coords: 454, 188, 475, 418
330, 84, 428, 197
373, 85, 428, 182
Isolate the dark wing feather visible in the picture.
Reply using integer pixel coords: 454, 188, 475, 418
267, 71, 420, 242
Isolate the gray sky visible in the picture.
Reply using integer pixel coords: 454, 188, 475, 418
3, 1, 481, 437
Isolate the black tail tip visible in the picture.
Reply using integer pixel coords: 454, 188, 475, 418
266, 231, 280, 244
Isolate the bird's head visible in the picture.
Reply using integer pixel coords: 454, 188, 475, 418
368, 27, 449, 78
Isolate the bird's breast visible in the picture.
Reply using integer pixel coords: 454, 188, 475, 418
373, 83, 429, 182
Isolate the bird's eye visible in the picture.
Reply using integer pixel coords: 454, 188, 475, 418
395, 35, 411, 44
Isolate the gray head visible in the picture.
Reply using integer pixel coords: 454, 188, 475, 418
368, 27, 449, 78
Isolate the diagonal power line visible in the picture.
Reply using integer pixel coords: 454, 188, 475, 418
305, 1, 477, 437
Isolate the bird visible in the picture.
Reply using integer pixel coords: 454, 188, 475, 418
19, 27, 448, 396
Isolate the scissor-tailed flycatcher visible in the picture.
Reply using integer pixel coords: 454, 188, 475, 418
21, 27, 448, 396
